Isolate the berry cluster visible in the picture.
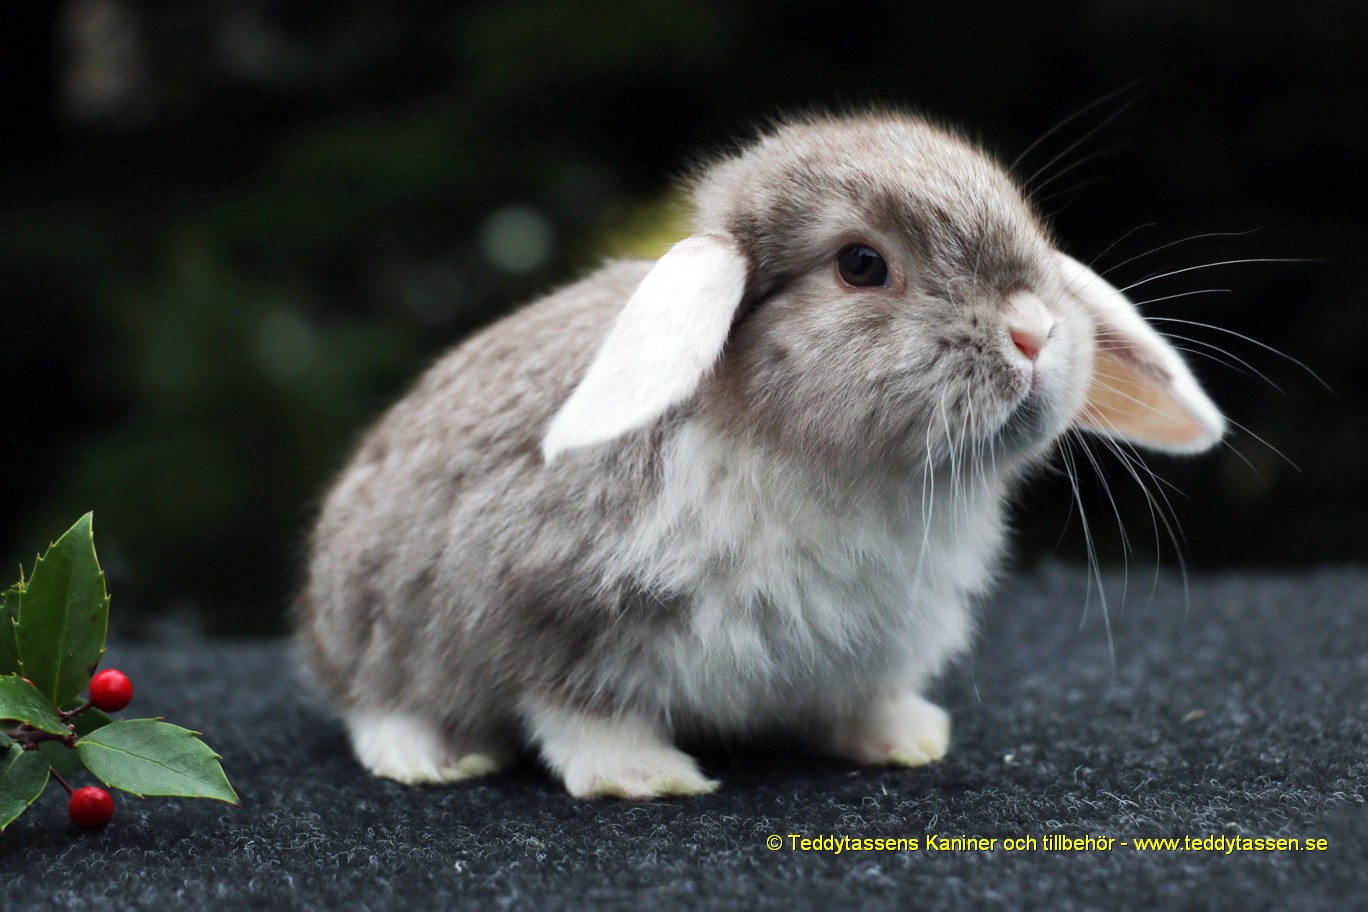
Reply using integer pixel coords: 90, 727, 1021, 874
2, 514, 239, 833
47, 669, 136, 829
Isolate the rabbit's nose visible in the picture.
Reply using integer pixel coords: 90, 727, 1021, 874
1010, 328, 1044, 362
1003, 293, 1055, 363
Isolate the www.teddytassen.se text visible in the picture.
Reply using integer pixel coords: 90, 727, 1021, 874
766, 833, 1329, 854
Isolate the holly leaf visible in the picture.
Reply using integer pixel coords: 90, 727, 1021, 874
76, 720, 239, 804
0, 674, 69, 735
0, 587, 19, 676
15, 514, 109, 706
39, 705, 112, 778
0, 743, 51, 831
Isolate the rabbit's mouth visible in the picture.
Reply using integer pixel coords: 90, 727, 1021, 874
978, 375, 1075, 461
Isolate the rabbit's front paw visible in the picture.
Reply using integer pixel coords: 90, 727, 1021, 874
347, 712, 509, 785
828, 692, 951, 768
564, 743, 719, 799
522, 699, 719, 799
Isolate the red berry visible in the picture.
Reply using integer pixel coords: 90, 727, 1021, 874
68, 786, 114, 828
89, 669, 134, 712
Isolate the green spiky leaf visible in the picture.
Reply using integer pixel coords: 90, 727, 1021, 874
0, 587, 19, 676
0, 674, 69, 735
15, 514, 110, 706
77, 720, 238, 804
0, 743, 51, 831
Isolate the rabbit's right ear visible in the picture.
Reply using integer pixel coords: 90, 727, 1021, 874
1058, 253, 1225, 453
542, 234, 749, 462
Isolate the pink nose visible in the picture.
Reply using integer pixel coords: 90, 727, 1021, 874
1010, 327, 1044, 362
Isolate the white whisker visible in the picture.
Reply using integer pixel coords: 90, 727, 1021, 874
1060, 437, 1116, 671
1021, 88, 1145, 191
1114, 257, 1314, 296
1010, 81, 1146, 174
1097, 228, 1263, 279
1143, 316, 1332, 391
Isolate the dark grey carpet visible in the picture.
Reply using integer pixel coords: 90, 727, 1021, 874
3, 567, 1366, 910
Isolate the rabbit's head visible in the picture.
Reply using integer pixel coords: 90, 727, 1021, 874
544, 114, 1225, 475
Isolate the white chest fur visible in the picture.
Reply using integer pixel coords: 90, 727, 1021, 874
611, 423, 1008, 734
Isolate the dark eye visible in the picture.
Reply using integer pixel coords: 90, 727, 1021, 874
836, 244, 890, 288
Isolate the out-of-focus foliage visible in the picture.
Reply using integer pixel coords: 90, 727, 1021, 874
3, 1, 1365, 634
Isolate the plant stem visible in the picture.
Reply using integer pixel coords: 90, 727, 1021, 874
49, 767, 74, 795
58, 699, 94, 722
7, 724, 77, 748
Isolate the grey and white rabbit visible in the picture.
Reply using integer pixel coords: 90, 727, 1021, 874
297, 113, 1225, 798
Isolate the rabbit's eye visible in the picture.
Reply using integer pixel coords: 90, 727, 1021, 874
836, 244, 890, 288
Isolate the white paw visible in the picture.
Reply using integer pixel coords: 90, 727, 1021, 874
829, 692, 951, 768
522, 699, 719, 799
346, 712, 508, 785
563, 743, 719, 799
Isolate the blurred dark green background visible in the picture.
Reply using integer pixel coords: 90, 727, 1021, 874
4, 1, 1365, 635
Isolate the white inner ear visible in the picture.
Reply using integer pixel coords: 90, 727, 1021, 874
1058, 253, 1226, 454
543, 234, 748, 462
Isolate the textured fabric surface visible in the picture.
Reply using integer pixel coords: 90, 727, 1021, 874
3, 567, 1365, 910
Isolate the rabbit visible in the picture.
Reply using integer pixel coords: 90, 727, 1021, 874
296, 112, 1226, 798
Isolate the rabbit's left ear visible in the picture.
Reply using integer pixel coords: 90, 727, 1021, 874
1059, 253, 1225, 453
543, 234, 749, 462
